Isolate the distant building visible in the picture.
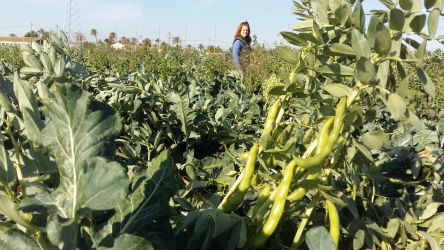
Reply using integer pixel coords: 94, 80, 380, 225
111, 42, 124, 49
0, 36, 40, 46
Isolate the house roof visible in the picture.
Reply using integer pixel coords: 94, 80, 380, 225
0, 36, 40, 42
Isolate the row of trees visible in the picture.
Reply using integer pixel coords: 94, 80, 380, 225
8, 28, 224, 51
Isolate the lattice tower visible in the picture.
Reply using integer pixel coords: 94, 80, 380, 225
64, 0, 80, 43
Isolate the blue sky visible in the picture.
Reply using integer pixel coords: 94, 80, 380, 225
0, 0, 443, 49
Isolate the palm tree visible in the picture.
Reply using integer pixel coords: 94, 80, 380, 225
24, 30, 39, 37
108, 32, 116, 44
90, 28, 98, 44
172, 36, 181, 47
142, 38, 151, 47
198, 44, 204, 52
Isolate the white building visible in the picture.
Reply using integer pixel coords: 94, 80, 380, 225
111, 42, 124, 49
0, 36, 39, 46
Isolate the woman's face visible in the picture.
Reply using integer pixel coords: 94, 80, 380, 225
240, 25, 249, 38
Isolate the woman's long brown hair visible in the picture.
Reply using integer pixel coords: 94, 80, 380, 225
234, 21, 251, 45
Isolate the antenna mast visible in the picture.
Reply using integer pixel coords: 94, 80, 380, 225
64, 0, 80, 43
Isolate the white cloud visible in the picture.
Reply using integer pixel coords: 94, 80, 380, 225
88, 2, 143, 22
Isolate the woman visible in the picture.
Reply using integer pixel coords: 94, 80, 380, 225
232, 21, 252, 71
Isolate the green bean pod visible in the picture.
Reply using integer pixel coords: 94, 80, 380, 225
293, 97, 347, 169
251, 183, 271, 217
218, 142, 259, 212
251, 159, 297, 248
287, 165, 322, 201
316, 117, 334, 155
262, 99, 282, 138
326, 200, 340, 247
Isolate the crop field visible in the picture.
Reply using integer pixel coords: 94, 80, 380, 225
0, 0, 444, 249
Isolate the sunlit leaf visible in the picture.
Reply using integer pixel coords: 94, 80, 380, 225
428, 8, 440, 37
386, 93, 406, 120
389, 9, 405, 31
324, 84, 352, 98
305, 226, 336, 250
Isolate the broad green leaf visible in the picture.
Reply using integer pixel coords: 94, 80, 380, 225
387, 219, 400, 239
0, 135, 15, 184
13, 73, 39, 114
409, 14, 427, 33
276, 46, 299, 64
399, 0, 413, 11
428, 213, 444, 233
20, 67, 43, 75
374, 22, 392, 55
319, 64, 354, 76
313, 0, 329, 24
293, 20, 314, 31
105, 234, 154, 250
22, 107, 44, 142
425, 0, 437, 9
417, 231, 441, 250
353, 229, 365, 250
332, 3, 351, 26
0, 226, 40, 250
97, 151, 177, 249
47, 215, 76, 250
351, 29, 370, 58
328, 43, 355, 56
352, 138, 374, 161
22, 51, 43, 70
0, 195, 35, 231
280, 31, 306, 46
379, 0, 396, 9
351, 1, 365, 30
377, 60, 390, 88
416, 39, 427, 60
168, 90, 197, 140
305, 226, 336, 250
356, 57, 376, 84
362, 132, 388, 150
367, 14, 380, 48
24, 83, 128, 218
324, 83, 352, 98
419, 202, 442, 220
417, 68, 436, 98
54, 57, 65, 78
386, 93, 406, 120
40, 52, 52, 72
0, 89, 14, 113
389, 9, 405, 31
428, 8, 440, 37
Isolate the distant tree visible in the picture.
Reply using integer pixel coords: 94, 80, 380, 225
130, 37, 138, 45
198, 43, 204, 52
172, 36, 181, 47
9, 33, 16, 37
119, 36, 129, 44
74, 32, 86, 44
108, 32, 116, 44
24, 30, 39, 37
142, 38, 152, 47
90, 28, 98, 44
155, 38, 161, 47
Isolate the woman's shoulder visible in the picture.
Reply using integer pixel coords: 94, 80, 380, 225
233, 39, 243, 47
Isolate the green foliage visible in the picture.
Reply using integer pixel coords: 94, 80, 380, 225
0, 1, 443, 249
